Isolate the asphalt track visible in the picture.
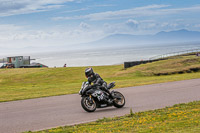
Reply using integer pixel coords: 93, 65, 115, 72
1, 78, 200, 133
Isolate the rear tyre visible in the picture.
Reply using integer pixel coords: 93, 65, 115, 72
112, 91, 125, 108
81, 96, 96, 112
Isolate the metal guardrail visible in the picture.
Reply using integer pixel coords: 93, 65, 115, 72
149, 49, 200, 60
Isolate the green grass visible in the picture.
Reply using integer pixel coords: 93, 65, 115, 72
26, 101, 200, 133
1, 54, 200, 102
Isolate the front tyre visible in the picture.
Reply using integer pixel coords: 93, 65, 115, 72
112, 91, 125, 108
81, 96, 96, 112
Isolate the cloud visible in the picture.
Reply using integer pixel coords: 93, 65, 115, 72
60, 4, 115, 14
0, 23, 105, 48
53, 4, 200, 21
0, 24, 24, 40
194, 24, 200, 28
62, 8, 88, 13
0, 0, 75, 16
90, 4, 115, 8
102, 18, 192, 35
126, 19, 139, 28
79, 22, 90, 30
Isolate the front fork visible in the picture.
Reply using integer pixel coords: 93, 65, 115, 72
88, 95, 94, 104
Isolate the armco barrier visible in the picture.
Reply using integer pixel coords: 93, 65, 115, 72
124, 60, 158, 69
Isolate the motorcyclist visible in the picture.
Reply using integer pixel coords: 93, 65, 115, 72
85, 68, 113, 100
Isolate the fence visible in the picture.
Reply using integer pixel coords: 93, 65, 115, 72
149, 49, 200, 60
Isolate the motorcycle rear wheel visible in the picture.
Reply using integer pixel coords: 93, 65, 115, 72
81, 96, 96, 112
112, 91, 125, 108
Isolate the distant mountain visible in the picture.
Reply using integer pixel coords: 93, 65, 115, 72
155, 29, 200, 41
87, 29, 200, 48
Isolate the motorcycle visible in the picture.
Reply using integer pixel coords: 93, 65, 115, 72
79, 81, 125, 112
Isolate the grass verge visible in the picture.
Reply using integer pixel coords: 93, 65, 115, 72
0, 54, 200, 102
26, 101, 200, 133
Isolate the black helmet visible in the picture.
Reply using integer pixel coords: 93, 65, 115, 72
85, 68, 94, 78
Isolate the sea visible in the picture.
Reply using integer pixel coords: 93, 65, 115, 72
1, 43, 200, 68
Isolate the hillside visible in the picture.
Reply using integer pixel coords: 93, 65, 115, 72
119, 54, 200, 76
0, 54, 200, 102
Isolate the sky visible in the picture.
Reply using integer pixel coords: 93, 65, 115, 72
0, 0, 200, 49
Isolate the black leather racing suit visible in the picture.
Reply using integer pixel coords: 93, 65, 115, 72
88, 73, 109, 94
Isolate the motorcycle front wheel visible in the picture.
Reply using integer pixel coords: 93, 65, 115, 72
81, 96, 96, 112
112, 91, 125, 108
